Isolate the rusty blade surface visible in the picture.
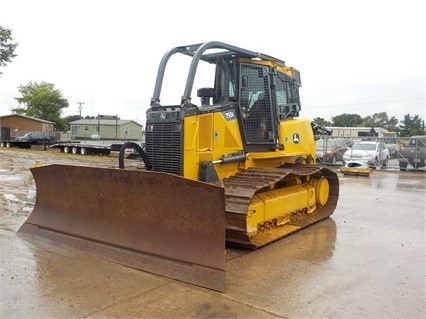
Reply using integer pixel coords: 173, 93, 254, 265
18, 164, 226, 292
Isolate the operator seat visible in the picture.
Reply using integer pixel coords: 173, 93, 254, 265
246, 93, 272, 141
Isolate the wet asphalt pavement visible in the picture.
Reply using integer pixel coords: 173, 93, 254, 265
0, 148, 425, 318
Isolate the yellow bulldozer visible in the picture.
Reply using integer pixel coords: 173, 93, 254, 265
18, 41, 339, 292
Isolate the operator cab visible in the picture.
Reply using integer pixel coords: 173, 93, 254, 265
148, 42, 302, 153
196, 56, 302, 151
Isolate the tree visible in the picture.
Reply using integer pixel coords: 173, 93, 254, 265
331, 113, 363, 127
312, 117, 331, 127
0, 25, 18, 76
399, 114, 425, 137
65, 114, 83, 123
84, 114, 120, 120
362, 112, 388, 127
12, 81, 69, 131
384, 116, 399, 132
99, 114, 121, 120
361, 112, 399, 132
63, 114, 83, 131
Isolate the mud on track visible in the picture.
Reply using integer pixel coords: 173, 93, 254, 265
1, 148, 425, 318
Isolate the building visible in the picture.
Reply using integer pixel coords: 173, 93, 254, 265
0, 114, 55, 140
327, 126, 389, 140
70, 119, 143, 141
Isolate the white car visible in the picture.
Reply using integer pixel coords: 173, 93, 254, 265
343, 141, 390, 167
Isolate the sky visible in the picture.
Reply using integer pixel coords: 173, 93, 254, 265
0, 0, 425, 127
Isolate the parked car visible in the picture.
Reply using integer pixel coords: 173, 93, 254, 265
343, 141, 389, 167
343, 138, 354, 148
385, 143, 400, 159
315, 138, 348, 164
397, 135, 426, 171
383, 136, 400, 158
17, 132, 52, 145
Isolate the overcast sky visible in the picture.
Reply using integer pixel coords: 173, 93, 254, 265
1, 0, 425, 126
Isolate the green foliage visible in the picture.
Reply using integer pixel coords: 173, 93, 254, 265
361, 112, 399, 132
331, 113, 363, 127
65, 114, 83, 122
63, 115, 83, 131
84, 114, 120, 120
312, 117, 331, 127
0, 25, 18, 76
327, 112, 424, 136
398, 114, 425, 137
12, 81, 69, 131
362, 112, 387, 127
384, 116, 399, 132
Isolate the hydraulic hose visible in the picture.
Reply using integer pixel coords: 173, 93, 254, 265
118, 142, 152, 170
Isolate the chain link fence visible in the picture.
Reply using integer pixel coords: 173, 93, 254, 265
314, 135, 426, 171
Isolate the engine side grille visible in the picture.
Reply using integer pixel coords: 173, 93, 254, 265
145, 122, 183, 176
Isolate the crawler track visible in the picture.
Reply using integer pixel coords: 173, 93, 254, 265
223, 164, 339, 249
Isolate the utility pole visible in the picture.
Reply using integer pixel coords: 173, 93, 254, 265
98, 114, 101, 139
115, 114, 118, 140
77, 102, 84, 118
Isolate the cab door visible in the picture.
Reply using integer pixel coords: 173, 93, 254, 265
239, 63, 277, 151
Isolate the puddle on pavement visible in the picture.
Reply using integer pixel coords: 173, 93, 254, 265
0, 174, 26, 182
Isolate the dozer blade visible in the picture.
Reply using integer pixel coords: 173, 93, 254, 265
18, 164, 226, 292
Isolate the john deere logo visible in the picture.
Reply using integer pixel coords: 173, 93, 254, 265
293, 133, 300, 144
160, 113, 166, 120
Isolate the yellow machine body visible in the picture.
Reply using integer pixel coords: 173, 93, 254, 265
184, 114, 316, 179
181, 110, 337, 249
